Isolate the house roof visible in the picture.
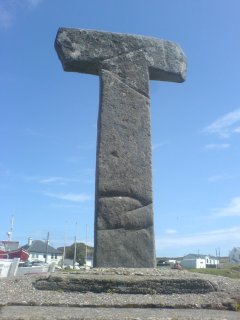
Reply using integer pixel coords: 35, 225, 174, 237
231, 247, 240, 251
21, 240, 62, 255
183, 253, 218, 260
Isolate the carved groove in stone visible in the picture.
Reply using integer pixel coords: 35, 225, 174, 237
100, 68, 150, 98
97, 196, 153, 230
98, 192, 151, 207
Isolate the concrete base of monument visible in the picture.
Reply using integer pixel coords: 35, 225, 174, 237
34, 268, 218, 294
0, 268, 239, 319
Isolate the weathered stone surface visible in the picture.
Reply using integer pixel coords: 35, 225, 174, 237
55, 28, 187, 267
34, 273, 217, 295
55, 28, 186, 86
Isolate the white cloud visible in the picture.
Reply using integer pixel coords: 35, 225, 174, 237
39, 177, 63, 184
208, 174, 233, 182
165, 229, 177, 235
214, 197, 240, 217
24, 174, 84, 186
26, 0, 42, 7
152, 141, 168, 151
204, 143, 230, 150
0, 3, 13, 28
0, 0, 42, 29
234, 127, 240, 133
49, 203, 92, 209
43, 191, 92, 203
202, 109, 240, 138
156, 226, 240, 250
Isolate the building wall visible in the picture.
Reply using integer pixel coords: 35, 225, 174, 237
182, 255, 219, 269
229, 248, 240, 263
29, 253, 62, 264
181, 259, 197, 269
196, 258, 206, 268
181, 258, 206, 269
86, 258, 93, 267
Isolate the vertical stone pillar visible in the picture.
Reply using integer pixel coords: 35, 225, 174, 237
95, 69, 154, 267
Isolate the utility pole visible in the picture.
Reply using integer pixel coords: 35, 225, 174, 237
85, 224, 88, 269
73, 222, 77, 269
218, 248, 221, 268
62, 222, 67, 268
45, 232, 50, 263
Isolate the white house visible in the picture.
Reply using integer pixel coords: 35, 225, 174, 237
229, 247, 240, 263
21, 238, 62, 264
181, 254, 219, 269
85, 254, 93, 268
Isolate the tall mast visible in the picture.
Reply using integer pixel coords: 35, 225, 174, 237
7, 215, 14, 241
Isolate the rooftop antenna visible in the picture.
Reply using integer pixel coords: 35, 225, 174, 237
7, 215, 14, 241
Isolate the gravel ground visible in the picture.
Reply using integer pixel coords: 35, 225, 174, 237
0, 268, 239, 319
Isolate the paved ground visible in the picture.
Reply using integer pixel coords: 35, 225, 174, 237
0, 306, 240, 320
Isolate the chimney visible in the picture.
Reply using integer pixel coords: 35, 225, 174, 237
28, 237, 32, 246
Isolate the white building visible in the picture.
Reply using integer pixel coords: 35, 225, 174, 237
62, 256, 93, 269
21, 238, 62, 264
85, 254, 93, 268
229, 247, 240, 263
181, 254, 219, 269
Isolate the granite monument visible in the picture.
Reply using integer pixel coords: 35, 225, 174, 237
55, 28, 186, 267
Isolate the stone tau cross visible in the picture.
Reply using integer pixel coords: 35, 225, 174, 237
55, 28, 186, 267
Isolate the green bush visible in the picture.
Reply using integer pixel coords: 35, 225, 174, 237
188, 267, 240, 279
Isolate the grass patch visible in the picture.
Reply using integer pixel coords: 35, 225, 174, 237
188, 266, 240, 279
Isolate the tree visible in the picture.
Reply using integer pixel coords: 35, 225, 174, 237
58, 242, 94, 266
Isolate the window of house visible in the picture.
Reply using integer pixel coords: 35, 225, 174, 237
55, 255, 58, 259
51, 254, 54, 259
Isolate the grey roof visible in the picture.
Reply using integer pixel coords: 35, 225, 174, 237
21, 240, 62, 255
183, 253, 218, 260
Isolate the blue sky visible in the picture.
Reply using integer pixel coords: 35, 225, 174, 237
1, 0, 240, 257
